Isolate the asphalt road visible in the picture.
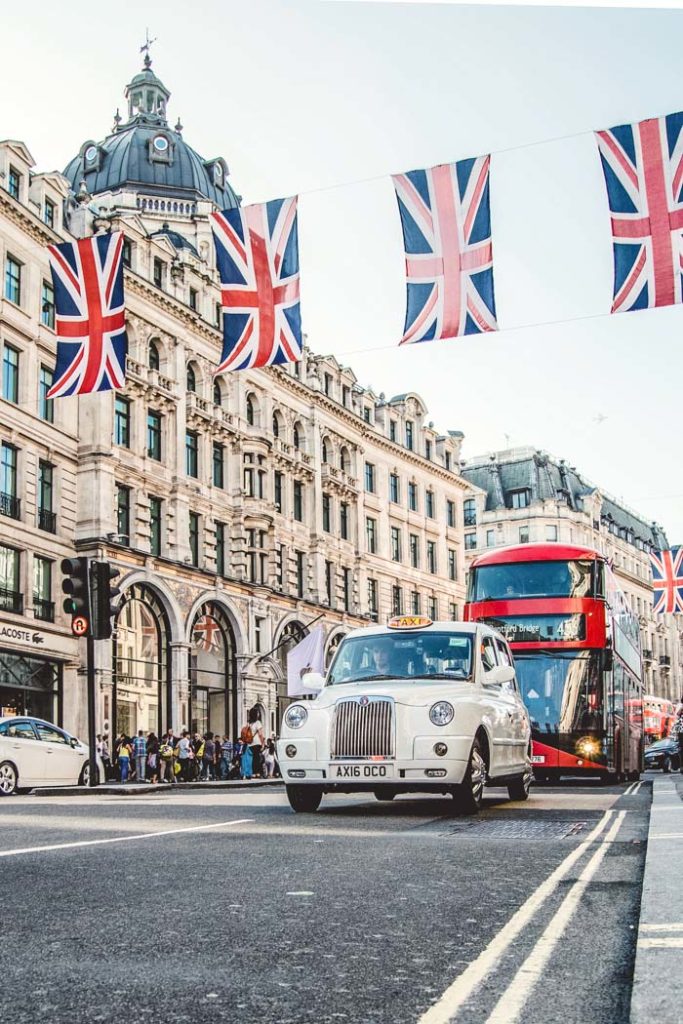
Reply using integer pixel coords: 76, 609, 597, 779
0, 777, 652, 1024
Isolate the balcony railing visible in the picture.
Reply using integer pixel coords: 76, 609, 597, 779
0, 588, 23, 614
38, 507, 57, 533
0, 492, 20, 519
34, 597, 55, 622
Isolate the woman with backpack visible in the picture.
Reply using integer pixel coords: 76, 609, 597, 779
247, 707, 265, 778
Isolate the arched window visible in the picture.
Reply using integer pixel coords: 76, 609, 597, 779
246, 394, 255, 426
213, 380, 222, 407
321, 438, 329, 464
186, 364, 197, 393
148, 340, 160, 371
340, 446, 351, 473
189, 602, 237, 741
272, 413, 280, 438
113, 584, 170, 737
293, 422, 301, 450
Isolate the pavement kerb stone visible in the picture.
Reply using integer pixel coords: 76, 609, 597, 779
630, 774, 683, 1024
28, 779, 285, 797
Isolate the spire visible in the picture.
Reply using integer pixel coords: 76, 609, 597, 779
124, 40, 170, 126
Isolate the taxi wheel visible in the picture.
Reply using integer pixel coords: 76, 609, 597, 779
286, 785, 323, 813
508, 768, 532, 802
0, 761, 18, 796
452, 737, 486, 815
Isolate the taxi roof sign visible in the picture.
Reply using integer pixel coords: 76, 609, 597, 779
387, 615, 433, 630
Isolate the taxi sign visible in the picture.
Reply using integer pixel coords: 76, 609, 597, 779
387, 615, 433, 630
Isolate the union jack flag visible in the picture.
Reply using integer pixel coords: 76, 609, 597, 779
47, 232, 127, 397
392, 157, 497, 345
650, 546, 683, 614
210, 198, 302, 371
596, 113, 683, 313
193, 615, 222, 653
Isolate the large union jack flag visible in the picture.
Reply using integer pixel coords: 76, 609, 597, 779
193, 615, 222, 654
47, 232, 127, 398
596, 113, 683, 313
650, 546, 683, 614
210, 198, 302, 372
392, 157, 497, 345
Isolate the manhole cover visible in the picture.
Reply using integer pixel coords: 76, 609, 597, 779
444, 819, 586, 840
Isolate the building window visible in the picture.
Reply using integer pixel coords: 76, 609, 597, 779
41, 281, 55, 329
293, 423, 301, 449
2, 344, 19, 403
325, 560, 334, 607
213, 381, 223, 407
427, 540, 437, 574
392, 585, 403, 616
274, 471, 283, 513
363, 406, 371, 424
411, 590, 421, 615
519, 525, 530, 544
122, 238, 132, 268
425, 489, 435, 518
114, 397, 130, 448
149, 496, 162, 556
215, 521, 226, 576
445, 452, 452, 471
405, 421, 414, 450
390, 473, 400, 503
8, 167, 20, 200
324, 372, 332, 396
246, 395, 255, 425
447, 500, 455, 528
0, 545, 21, 614
1, 443, 19, 520
254, 616, 265, 653
33, 556, 53, 622
408, 482, 418, 512
546, 524, 558, 542
342, 568, 351, 612
321, 438, 329, 464
215, 302, 222, 328
276, 544, 286, 591
293, 481, 303, 522
429, 596, 438, 621
448, 549, 457, 581
510, 489, 531, 509
322, 494, 332, 532
463, 498, 476, 526
186, 431, 198, 478
153, 257, 164, 289
449, 602, 458, 620
391, 526, 401, 562
149, 341, 160, 371
368, 578, 378, 619
189, 512, 200, 566
189, 287, 198, 311
464, 532, 477, 550
38, 461, 56, 533
147, 411, 162, 461
186, 364, 196, 393
4, 255, 21, 305
342, 385, 350, 408
213, 442, 225, 488
486, 529, 495, 547
340, 502, 349, 540
116, 484, 131, 544
365, 462, 375, 493
409, 533, 419, 569
296, 550, 305, 598
389, 420, 397, 443
425, 439, 432, 461
39, 366, 54, 423
366, 516, 377, 554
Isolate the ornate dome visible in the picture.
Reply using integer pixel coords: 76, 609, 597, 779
63, 57, 239, 210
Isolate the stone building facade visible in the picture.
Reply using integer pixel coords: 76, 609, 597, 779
460, 447, 682, 702
0, 59, 469, 742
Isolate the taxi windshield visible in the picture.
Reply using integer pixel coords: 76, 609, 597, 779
327, 631, 473, 685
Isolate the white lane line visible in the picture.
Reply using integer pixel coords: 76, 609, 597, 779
417, 810, 614, 1024
640, 923, 683, 932
484, 811, 626, 1024
624, 783, 635, 796
637, 937, 683, 949
632, 782, 642, 795
0, 818, 254, 858
649, 833, 683, 840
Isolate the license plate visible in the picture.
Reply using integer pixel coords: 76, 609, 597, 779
531, 755, 546, 764
330, 763, 394, 779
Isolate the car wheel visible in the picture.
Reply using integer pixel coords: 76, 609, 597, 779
373, 788, 396, 801
0, 761, 18, 796
662, 757, 671, 774
452, 737, 486, 815
286, 785, 323, 813
508, 766, 532, 802
79, 762, 100, 787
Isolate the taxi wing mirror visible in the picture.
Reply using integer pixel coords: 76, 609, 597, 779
301, 671, 325, 693
488, 665, 515, 686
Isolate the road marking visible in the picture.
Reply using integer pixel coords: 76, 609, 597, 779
632, 781, 642, 795
0, 818, 254, 858
640, 922, 683, 932
624, 783, 635, 796
417, 810, 614, 1024
484, 811, 626, 1024
649, 833, 683, 840
637, 937, 683, 948
286, 891, 315, 896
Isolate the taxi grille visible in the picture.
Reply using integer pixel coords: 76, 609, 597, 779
331, 698, 394, 759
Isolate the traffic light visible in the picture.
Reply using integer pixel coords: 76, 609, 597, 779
61, 557, 91, 637
89, 560, 121, 640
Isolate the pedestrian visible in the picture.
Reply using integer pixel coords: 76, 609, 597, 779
117, 736, 132, 783
214, 733, 223, 779
202, 732, 216, 781
220, 735, 233, 780
177, 730, 193, 782
100, 733, 112, 780
264, 738, 276, 778
158, 730, 176, 784
248, 707, 265, 778
147, 732, 159, 784
240, 740, 253, 780
133, 729, 147, 782
673, 707, 683, 774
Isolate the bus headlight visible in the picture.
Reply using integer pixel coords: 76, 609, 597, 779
430, 701, 454, 726
577, 736, 600, 758
284, 705, 308, 730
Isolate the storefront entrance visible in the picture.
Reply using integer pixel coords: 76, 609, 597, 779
189, 603, 237, 741
0, 651, 61, 722
113, 584, 170, 737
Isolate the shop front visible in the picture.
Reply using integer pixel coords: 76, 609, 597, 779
0, 620, 74, 726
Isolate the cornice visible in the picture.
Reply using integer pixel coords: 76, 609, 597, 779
0, 190, 62, 248
124, 271, 222, 347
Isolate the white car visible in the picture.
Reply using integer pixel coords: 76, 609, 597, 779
0, 717, 99, 794
278, 617, 532, 814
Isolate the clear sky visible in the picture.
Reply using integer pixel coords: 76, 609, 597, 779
2, 1, 681, 539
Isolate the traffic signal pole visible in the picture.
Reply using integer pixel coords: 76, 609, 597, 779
86, 633, 98, 788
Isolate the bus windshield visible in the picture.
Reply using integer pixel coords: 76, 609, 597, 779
328, 632, 473, 685
515, 651, 603, 734
470, 560, 594, 602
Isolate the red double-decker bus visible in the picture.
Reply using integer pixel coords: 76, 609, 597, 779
465, 543, 643, 781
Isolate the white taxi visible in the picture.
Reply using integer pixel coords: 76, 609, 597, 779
278, 617, 532, 814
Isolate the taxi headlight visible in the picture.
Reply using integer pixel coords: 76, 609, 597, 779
430, 701, 454, 727
284, 705, 308, 730
285, 744, 298, 758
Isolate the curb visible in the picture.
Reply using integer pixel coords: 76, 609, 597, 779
630, 774, 683, 1023
29, 779, 285, 797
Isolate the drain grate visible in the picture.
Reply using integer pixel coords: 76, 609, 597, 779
444, 819, 587, 840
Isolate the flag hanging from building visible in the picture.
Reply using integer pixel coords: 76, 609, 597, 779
391, 157, 497, 345
650, 546, 683, 614
596, 113, 683, 313
192, 615, 222, 654
46, 232, 127, 398
287, 626, 326, 697
210, 198, 302, 372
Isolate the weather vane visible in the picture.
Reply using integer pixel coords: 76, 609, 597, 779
140, 28, 157, 62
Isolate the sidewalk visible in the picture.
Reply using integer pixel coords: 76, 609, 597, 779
630, 773, 683, 1024
29, 778, 284, 797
